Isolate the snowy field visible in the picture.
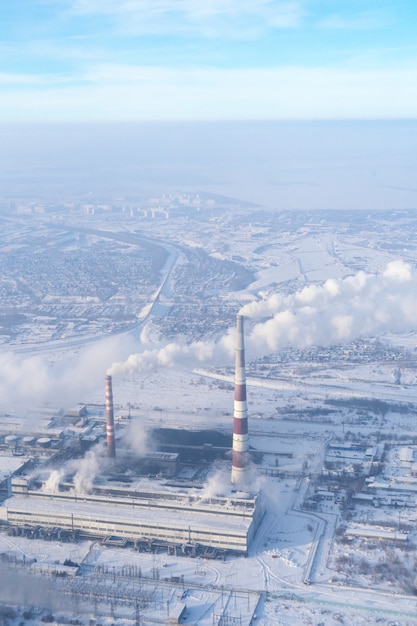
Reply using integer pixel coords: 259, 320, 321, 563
2, 208, 417, 623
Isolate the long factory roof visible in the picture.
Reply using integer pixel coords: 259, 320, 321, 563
1, 493, 255, 535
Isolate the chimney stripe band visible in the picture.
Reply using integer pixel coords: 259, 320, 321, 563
232, 314, 250, 485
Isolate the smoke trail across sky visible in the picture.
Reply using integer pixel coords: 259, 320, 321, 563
242, 259, 416, 356
107, 338, 230, 376
0, 334, 133, 412
108, 260, 417, 376
2, 261, 416, 410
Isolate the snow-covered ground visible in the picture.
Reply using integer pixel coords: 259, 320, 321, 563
2, 208, 417, 623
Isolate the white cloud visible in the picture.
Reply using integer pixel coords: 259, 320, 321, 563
1, 64, 416, 121
383, 259, 413, 282
0, 73, 53, 85
70, 0, 305, 36
317, 11, 384, 30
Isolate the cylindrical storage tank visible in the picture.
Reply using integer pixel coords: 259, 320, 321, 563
5, 435, 18, 447
37, 437, 51, 448
22, 436, 36, 447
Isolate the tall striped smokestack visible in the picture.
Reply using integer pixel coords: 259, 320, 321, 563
105, 374, 116, 458
231, 314, 250, 485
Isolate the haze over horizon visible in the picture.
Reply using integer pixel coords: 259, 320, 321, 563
1, 2, 416, 209
1, 120, 416, 210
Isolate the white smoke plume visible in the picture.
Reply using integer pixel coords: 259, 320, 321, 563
199, 465, 235, 499
107, 260, 417, 375
71, 449, 101, 494
3, 261, 415, 414
0, 333, 133, 413
42, 469, 65, 493
36, 443, 107, 496
200, 464, 265, 499
242, 259, 417, 357
123, 416, 151, 456
0, 352, 50, 406
36, 448, 102, 496
107, 336, 233, 376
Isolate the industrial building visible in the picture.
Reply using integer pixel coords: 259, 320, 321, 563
2, 475, 261, 554
0, 315, 264, 556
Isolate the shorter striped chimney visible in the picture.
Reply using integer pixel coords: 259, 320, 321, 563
231, 314, 250, 485
105, 374, 116, 458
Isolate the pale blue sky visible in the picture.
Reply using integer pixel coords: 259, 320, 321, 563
1, 1, 417, 120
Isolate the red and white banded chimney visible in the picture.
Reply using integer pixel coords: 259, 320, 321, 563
105, 374, 116, 458
231, 314, 250, 485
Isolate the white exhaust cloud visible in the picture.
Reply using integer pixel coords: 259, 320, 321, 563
42, 469, 66, 494
107, 336, 234, 376
108, 260, 417, 376
199, 463, 265, 499
3, 261, 416, 411
72, 449, 101, 494
0, 334, 133, 412
242, 260, 416, 356
123, 416, 151, 456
